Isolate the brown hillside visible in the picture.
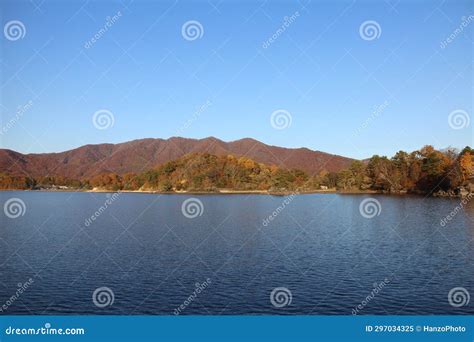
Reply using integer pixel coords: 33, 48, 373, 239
0, 137, 354, 178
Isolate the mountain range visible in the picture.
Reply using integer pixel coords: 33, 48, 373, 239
0, 137, 354, 179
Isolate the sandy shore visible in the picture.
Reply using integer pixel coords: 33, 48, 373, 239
86, 188, 343, 195
0, 188, 385, 196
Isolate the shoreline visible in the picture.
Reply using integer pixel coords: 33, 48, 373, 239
0, 188, 338, 195
0, 188, 462, 198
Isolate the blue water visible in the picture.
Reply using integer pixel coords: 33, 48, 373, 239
1, 191, 473, 315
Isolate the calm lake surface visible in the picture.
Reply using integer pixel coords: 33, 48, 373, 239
1, 191, 473, 315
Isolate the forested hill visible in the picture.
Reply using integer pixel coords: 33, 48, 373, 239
1, 146, 473, 196
0, 137, 353, 178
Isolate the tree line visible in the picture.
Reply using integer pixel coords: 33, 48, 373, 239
1, 145, 472, 195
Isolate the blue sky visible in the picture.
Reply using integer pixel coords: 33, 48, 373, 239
0, 0, 472, 159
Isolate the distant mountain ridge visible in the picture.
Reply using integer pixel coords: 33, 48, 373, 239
0, 137, 354, 179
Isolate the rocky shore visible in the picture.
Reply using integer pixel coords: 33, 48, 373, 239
432, 183, 474, 198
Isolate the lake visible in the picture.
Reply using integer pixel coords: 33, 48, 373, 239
1, 191, 473, 315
